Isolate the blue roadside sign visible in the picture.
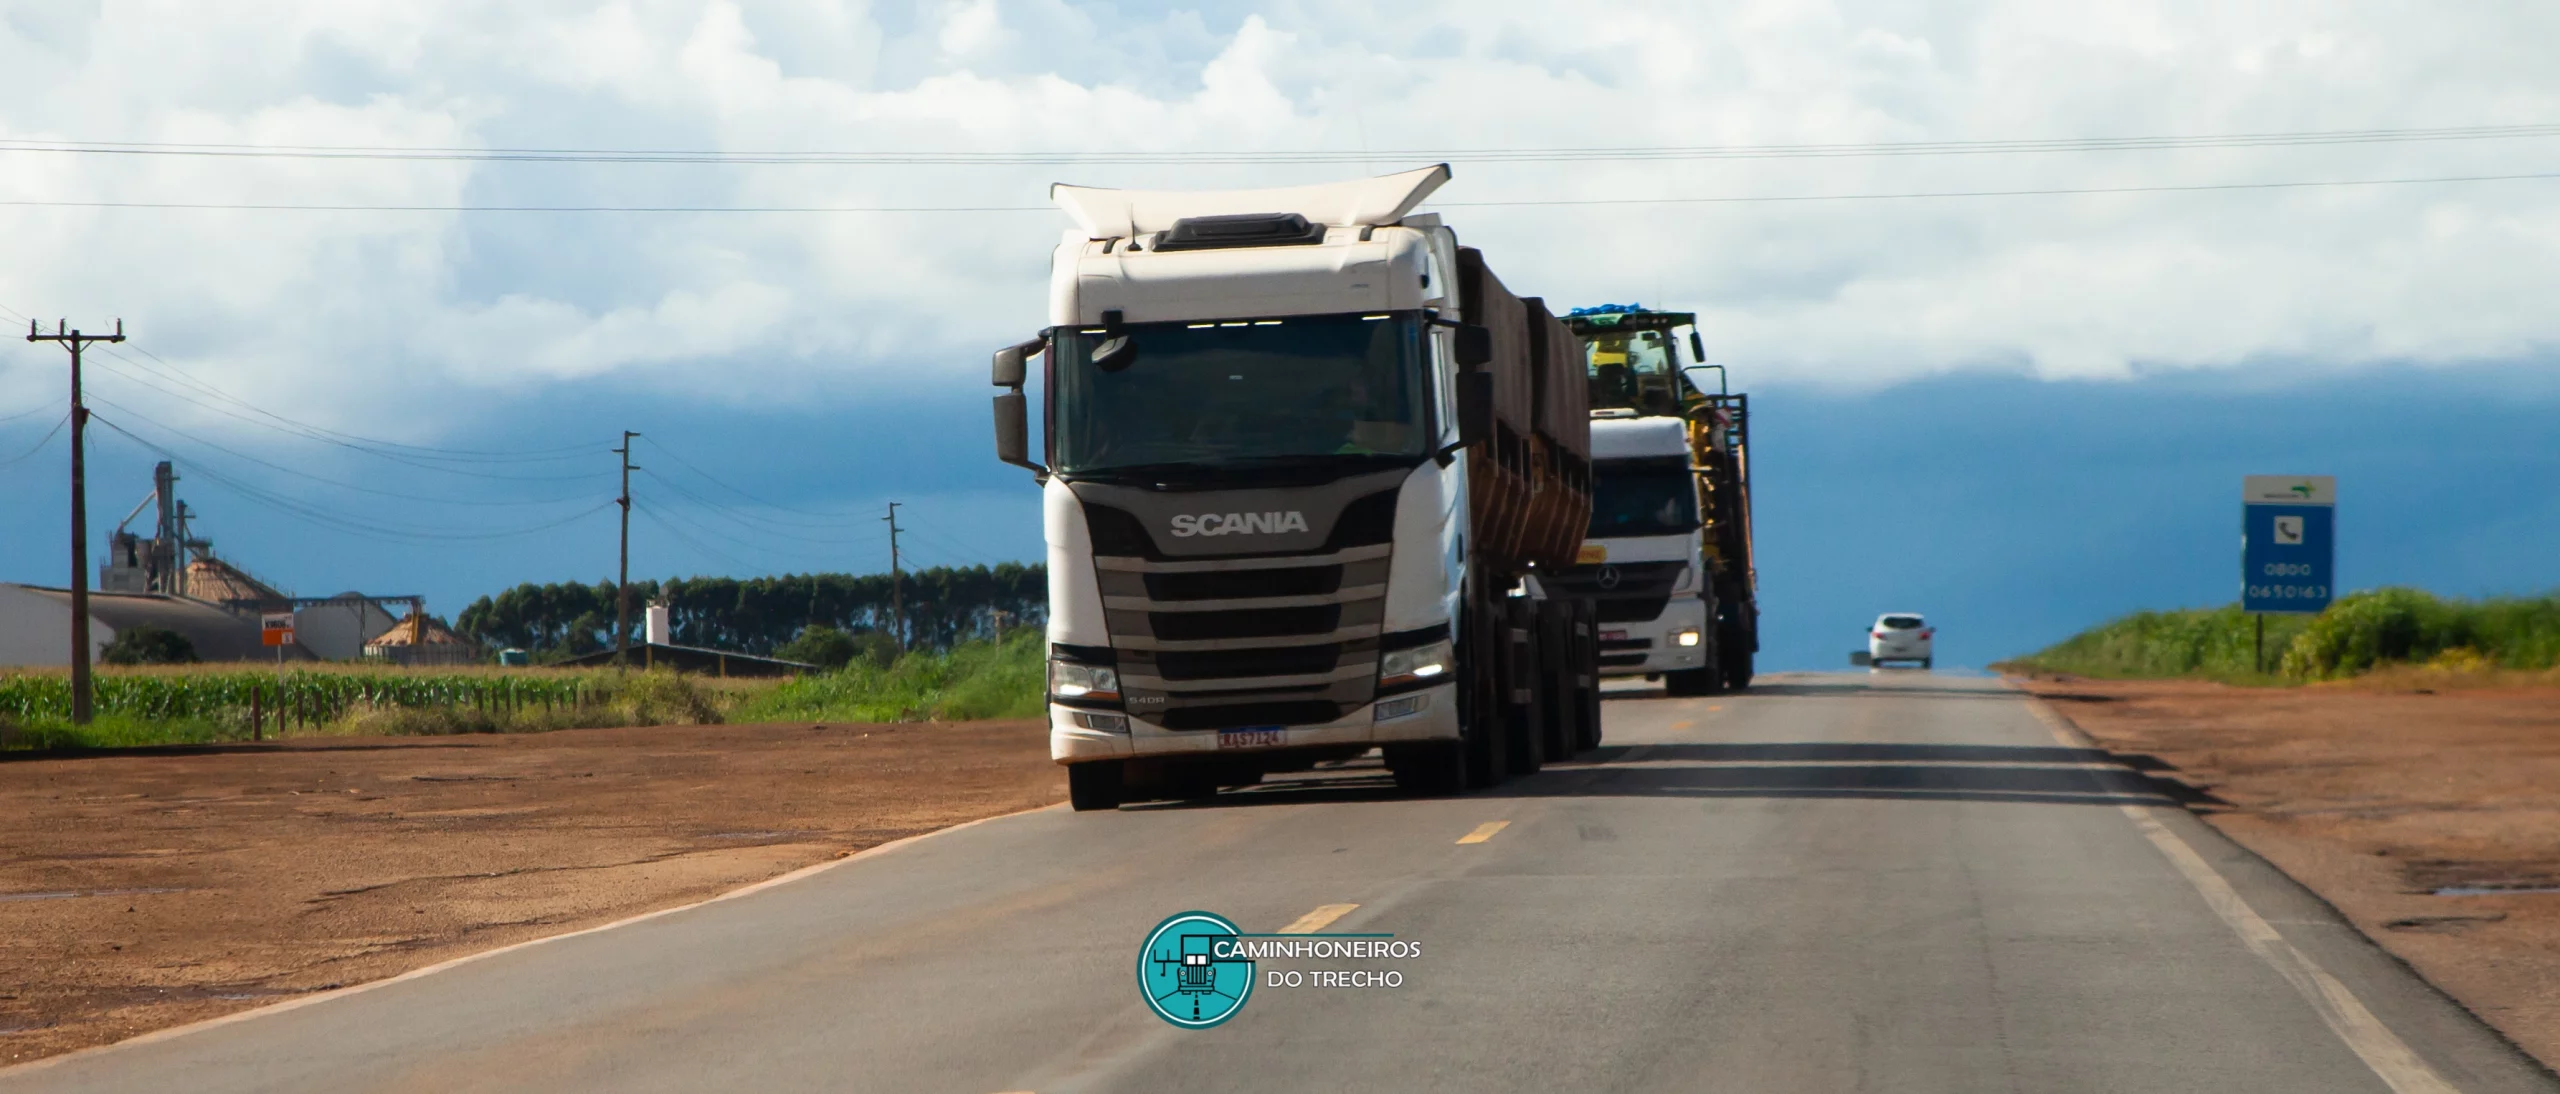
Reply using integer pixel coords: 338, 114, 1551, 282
2241, 475, 2335, 614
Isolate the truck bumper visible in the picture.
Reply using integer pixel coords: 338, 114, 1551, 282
1596, 599, 1711, 678
1050, 681, 1461, 765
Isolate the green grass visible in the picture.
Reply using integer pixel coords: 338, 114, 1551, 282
734, 630, 1046, 724
0, 666, 744, 750
2002, 588, 2560, 683
0, 630, 1049, 750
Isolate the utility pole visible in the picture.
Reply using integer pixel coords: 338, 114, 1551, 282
614, 431, 639, 667
883, 502, 904, 654
28, 319, 124, 726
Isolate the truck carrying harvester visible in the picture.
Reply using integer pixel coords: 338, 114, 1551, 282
987, 165, 1605, 810
1548, 305, 1758, 693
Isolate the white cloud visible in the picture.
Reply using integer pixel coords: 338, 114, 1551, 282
3, 0, 2558, 442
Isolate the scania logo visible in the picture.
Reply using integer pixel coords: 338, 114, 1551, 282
1168, 511, 1310, 538
1596, 565, 1621, 590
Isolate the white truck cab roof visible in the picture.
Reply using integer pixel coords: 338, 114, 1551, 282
1047, 165, 1460, 326
1590, 416, 1692, 461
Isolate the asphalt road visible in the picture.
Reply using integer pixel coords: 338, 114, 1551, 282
7, 673, 2555, 1093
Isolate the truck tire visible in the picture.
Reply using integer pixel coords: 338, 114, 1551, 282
1573, 599, 1603, 751
1721, 643, 1754, 691
1922, 657, 1934, 671
1390, 741, 1466, 795
1461, 596, 1509, 791
1503, 601, 1544, 776
1067, 762, 1123, 812
1663, 667, 1719, 697
1538, 602, 1577, 761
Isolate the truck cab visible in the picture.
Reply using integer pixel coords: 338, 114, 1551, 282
989, 166, 1602, 809
1540, 417, 1713, 686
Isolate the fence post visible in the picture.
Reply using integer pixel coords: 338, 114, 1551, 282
250, 686, 262, 742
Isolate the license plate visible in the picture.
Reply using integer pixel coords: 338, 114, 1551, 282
1218, 727, 1286, 750
1600, 629, 1628, 642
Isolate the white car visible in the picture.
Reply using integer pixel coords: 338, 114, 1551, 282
1868, 613, 1934, 669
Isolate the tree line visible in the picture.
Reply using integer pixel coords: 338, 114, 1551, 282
454, 564, 1046, 659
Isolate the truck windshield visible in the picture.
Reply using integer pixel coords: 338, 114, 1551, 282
1582, 326, 1692, 417
1588, 459, 1699, 537
1050, 313, 1431, 475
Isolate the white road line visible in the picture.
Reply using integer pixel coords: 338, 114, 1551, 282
2024, 696, 2460, 1094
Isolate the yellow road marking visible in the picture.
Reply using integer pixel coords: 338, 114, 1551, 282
1278, 903, 1360, 934
1456, 821, 1510, 845
1669, 719, 1694, 730
1707, 705, 1723, 711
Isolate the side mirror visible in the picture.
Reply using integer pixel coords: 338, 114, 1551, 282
992, 335, 1045, 387
1688, 331, 1706, 364
1454, 324, 1493, 367
993, 390, 1044, 474
1456, 370, 1494, 447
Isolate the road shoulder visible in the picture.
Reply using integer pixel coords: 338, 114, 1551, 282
2019, 677, 2560, 1089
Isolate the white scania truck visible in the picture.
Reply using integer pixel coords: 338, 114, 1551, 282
989, 166, 1603, 810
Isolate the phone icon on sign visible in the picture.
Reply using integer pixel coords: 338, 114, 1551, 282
2273, 516, 2304, 545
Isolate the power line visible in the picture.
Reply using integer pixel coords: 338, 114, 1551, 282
85, 359, 612, 482
9, 169, 2557, 213
93, 413, 614, 542
638, 437, 883, 525
635, 472, 880, 545
4, 122, 2556, 165
0, 411, 66, 468
633, 503, 771, 576
0, 298, 603, 466
86, 391, 604, 506
0, 399, 58, 426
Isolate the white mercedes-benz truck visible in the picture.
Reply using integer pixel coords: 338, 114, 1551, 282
989, 165, 1603, 810
1552, 416, 1716, 691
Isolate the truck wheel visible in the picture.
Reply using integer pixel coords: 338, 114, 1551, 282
1390, 741, 1465, 795
1662, 668, 1717, 697
1067, 762, 1123, 812
1461, 601, 1508, 790
1722, 646, 1754, 691
1574, 600, 1602, 751
1540, 603, 1578, 761
1922, 657, 1934, 671
1504, 602, 1544, 776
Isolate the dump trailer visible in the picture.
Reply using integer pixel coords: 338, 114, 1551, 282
988, 165, 1604, 810
1557, 305, 1758, 692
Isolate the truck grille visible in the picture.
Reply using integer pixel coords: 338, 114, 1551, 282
1549, 561, 1685, 625
1092, 538, 1393, 731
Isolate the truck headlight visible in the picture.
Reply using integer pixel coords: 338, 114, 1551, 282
1380, 639, 1454, 690
1050, 660, 1120, 704
1674, 629, 1703, 647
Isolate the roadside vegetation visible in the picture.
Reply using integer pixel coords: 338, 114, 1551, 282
2001, 588, 2560, 685
734, 629, 1044, 723
0, 629, 1046, 751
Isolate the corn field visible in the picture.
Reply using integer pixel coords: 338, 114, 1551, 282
0, 669, 685, 742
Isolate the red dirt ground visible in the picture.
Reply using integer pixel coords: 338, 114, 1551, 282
0, 720, 1062, 1064
2021, 676, 2560, 1069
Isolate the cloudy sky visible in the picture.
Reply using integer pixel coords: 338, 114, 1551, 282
2, 1, 2556, 665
